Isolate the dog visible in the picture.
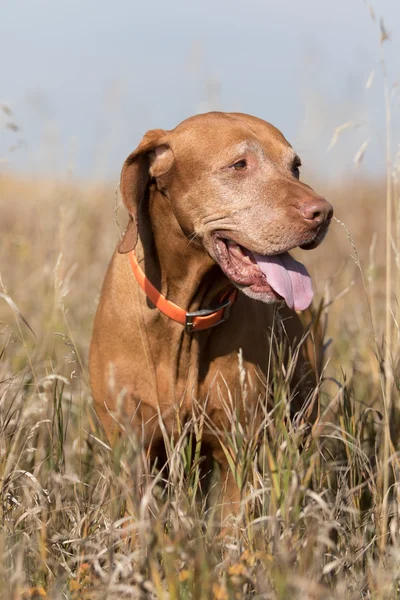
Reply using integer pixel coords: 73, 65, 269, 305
89, 112, 333, 519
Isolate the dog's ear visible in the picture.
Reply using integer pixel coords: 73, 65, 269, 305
118, 129, 174, 254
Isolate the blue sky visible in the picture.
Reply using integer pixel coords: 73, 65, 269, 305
1, 0, 399, 181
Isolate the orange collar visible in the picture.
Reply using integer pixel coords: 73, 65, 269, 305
128, 250, 237, 333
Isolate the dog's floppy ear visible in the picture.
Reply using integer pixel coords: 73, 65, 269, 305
118, 129, 174, 254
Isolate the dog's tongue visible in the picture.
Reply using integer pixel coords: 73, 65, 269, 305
251, 251, 313, 311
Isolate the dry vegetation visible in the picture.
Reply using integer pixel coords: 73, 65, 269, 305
0, 161, 397, 600
1, 19, 400, 600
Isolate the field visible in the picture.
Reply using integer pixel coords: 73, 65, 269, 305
1, 37, 400, 600
0, 161, 398, 600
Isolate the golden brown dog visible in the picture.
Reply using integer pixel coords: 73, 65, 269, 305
89, 112, 332, 519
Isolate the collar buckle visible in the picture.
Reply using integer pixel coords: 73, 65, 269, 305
184, 298, 232, 334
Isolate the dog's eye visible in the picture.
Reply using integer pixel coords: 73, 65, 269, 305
292, 157, 301, 179
231, 160, 247, 171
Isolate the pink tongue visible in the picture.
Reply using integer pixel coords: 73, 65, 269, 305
251, 251, 313, 311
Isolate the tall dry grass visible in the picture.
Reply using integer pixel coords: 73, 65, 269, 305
0, 159, 398, 600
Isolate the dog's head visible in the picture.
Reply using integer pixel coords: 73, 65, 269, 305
118, 112, 333, 311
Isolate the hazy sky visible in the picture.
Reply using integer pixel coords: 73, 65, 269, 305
1, 0, 399, 181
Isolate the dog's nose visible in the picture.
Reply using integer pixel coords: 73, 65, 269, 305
299, 198, 333, 225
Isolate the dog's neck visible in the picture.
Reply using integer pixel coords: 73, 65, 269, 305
135, 186, 230, 314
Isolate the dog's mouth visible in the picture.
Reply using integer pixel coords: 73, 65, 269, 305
213, 236, 313, 311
